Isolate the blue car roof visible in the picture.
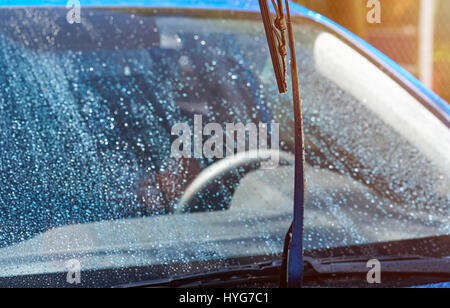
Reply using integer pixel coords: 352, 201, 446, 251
1, 0, 449, 120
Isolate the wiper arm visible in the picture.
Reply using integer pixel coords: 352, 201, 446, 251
306, 255, 450, 276
258, 0, 306, 289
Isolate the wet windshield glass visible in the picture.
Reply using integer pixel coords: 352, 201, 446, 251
0, 8, 448, 284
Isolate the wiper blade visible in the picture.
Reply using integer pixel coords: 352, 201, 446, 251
306, 255, 450, 275
114, 260, 282, 288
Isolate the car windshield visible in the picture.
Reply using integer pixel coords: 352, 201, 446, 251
0, 7, 448, 286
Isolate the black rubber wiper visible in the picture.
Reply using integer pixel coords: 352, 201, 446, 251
305, 255, 450, 276
114, 255, 449, 288
114, 260, 283, 288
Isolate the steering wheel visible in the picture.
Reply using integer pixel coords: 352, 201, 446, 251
175, 149, 295, 214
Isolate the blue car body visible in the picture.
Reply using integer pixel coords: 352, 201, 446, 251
1, 0, 449, 289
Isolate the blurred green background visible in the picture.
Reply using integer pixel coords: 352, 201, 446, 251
296, 0, 450, 103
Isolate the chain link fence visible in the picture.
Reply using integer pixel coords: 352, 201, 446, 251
296, 0, 450, 103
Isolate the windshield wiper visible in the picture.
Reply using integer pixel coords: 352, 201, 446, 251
258, 0, 306, 288
306, 255, 450, 276
114, 260, 283, 288
114, 256, 449, 288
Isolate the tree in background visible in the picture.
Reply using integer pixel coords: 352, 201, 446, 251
296, 0, 368, 38
435, 0, 450, 101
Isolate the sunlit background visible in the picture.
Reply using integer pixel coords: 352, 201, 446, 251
296, 0, 450, 103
